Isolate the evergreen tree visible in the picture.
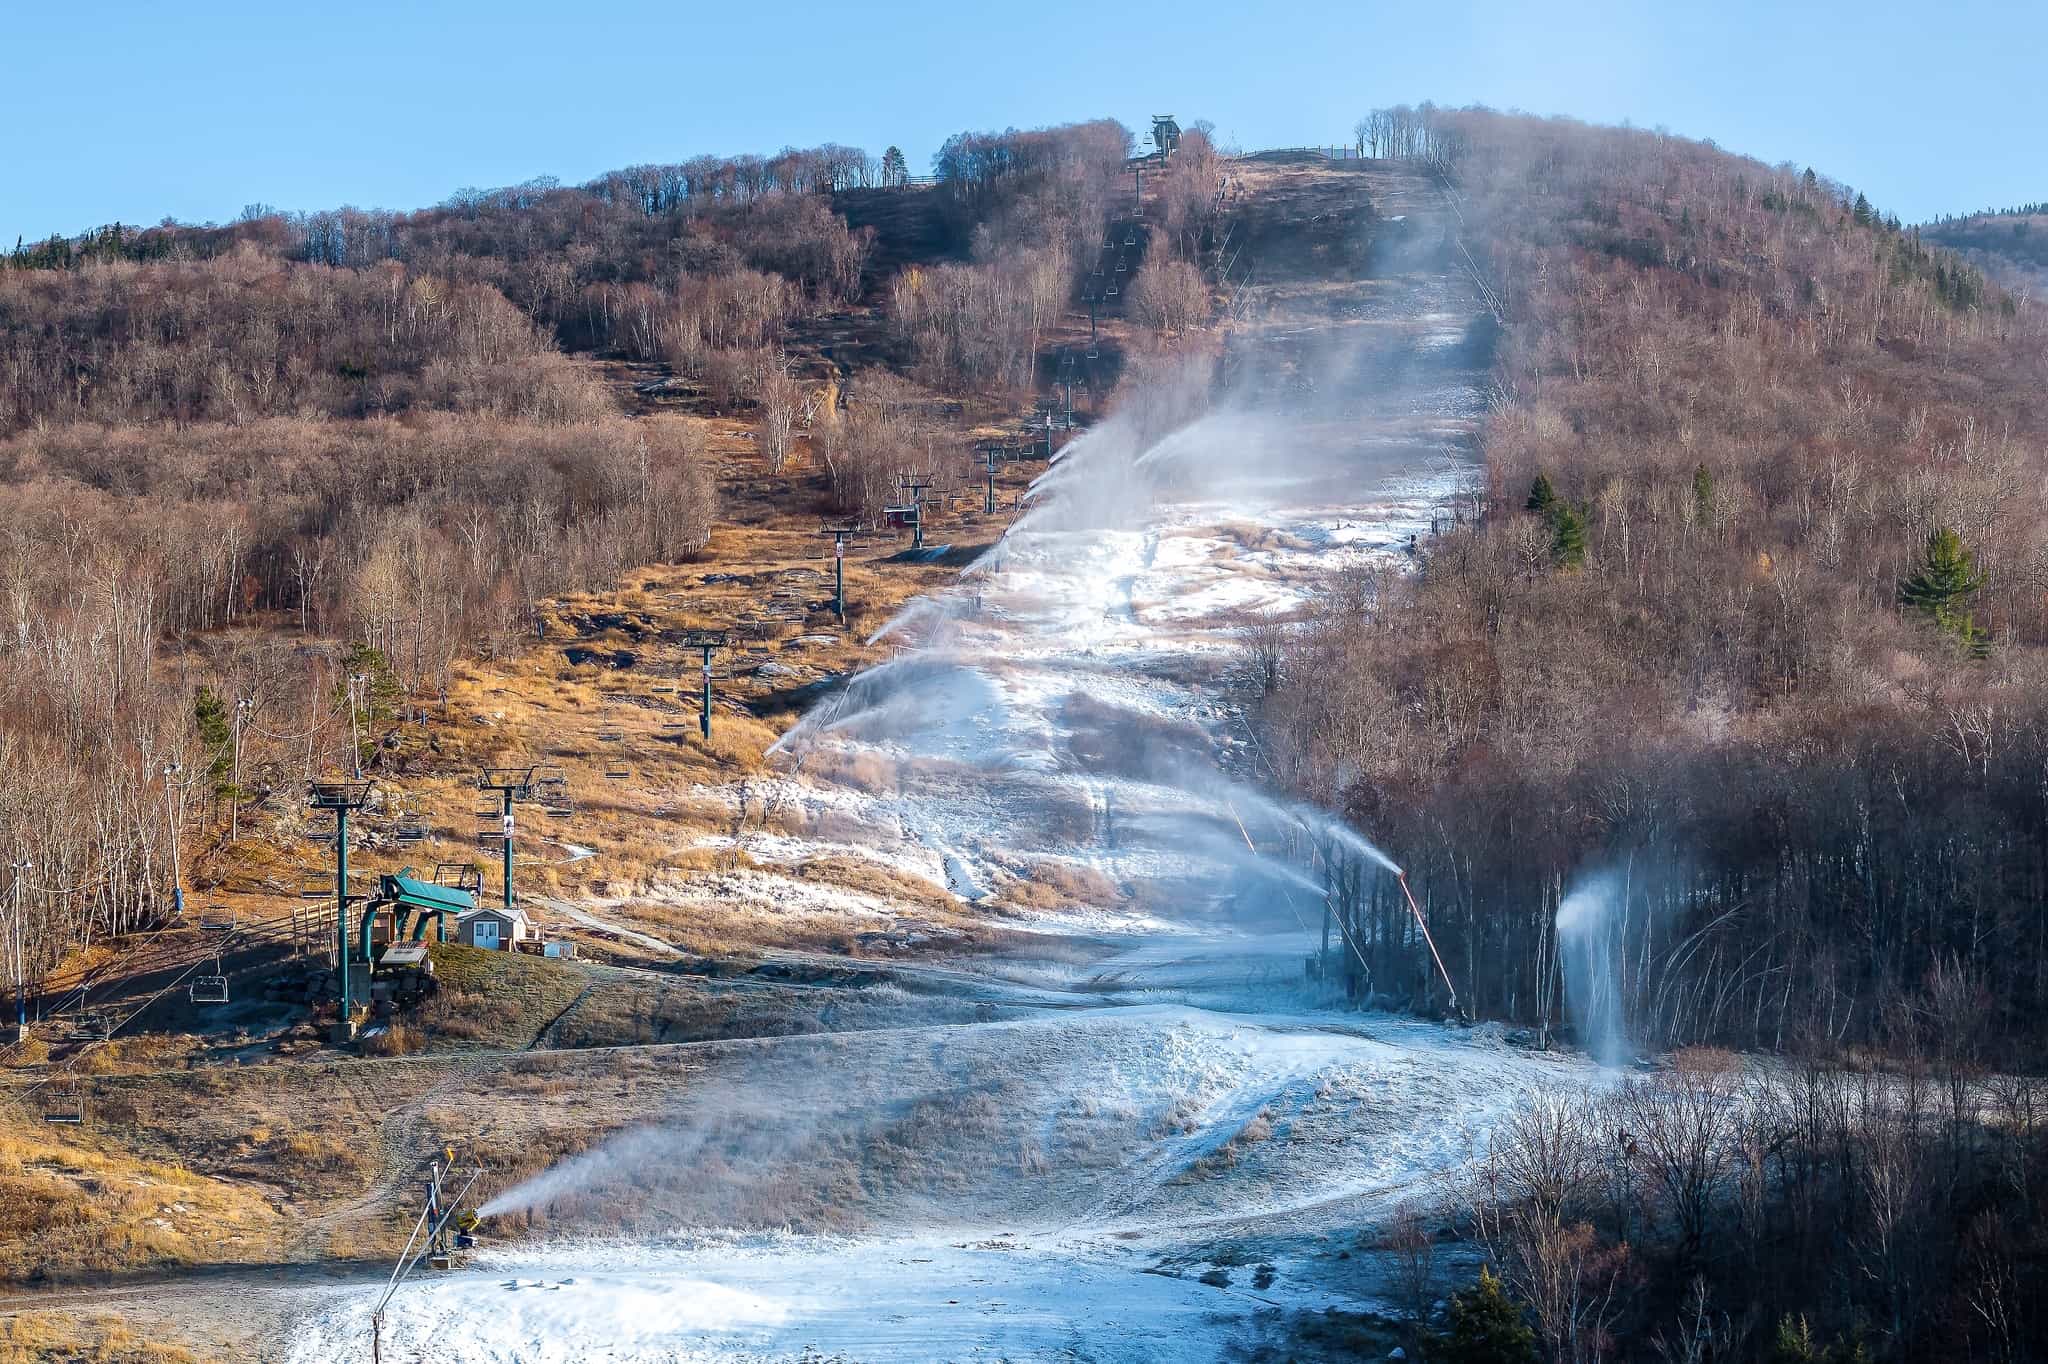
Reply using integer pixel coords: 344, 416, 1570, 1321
193, 685, 233, 792
1898, 526, 1990, 656
880, 146, 908, 189
1852, 192, 1874, 227
1525, 474, 1557, 514
1767, 1314, 1869, 1364
1550, 502, 1588, 568
1423, 1267, 1537, 1364
1691, 462, 1714, 526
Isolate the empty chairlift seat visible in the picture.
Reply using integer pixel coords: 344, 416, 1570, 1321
41, 1081, 86, 1125
434, 863, 483, 893
198, 904, 236, 932
68, 1011, 114, 1042
189, 973, 229, 1005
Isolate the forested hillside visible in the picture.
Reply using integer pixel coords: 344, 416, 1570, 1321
0, 117, 1187, 986
1923, 203, 2048, 296
1266, 110, 2040, 1054
1255, 109, 2048, 1361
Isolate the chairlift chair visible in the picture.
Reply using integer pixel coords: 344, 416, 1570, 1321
199, 904, 237, 932
434, 863, 483, 893
1123, 229, 1137, 246
70, 1010, 113, 1042
189, 959, 229, 1005
603, 758, 632, 780
395, 820, 429, 845
596, 728, 625, 743
1105, 284, 1119, 297
41, 1081, 86, 1125
299, 872, 332, 900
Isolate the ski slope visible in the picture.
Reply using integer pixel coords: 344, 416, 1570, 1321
283, 165, 1553, 1363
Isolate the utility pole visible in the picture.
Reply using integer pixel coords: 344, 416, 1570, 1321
7, 856, 28, 1042
160, 762, 183, 916
347, 673, 368, 780
681, 631, 731, 739
230, 697, 251, 843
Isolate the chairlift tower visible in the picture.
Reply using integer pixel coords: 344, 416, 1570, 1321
978, 445, 1032, 516
307, 780, 374, 1019
476, 766, 565, 913
1151, 114, 1182, 160
894, 476, 934, 550
682, 631, 731, 739
817, 524, 865, 626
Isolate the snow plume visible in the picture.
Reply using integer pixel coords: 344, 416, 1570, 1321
480, 1123, 681, 1219
1556, 867, 1630, 1068
478, 1075, 838, 1224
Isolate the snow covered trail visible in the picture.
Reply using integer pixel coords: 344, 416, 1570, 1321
289, 1000, 1593, 1364
295, 1233, 1296, 1364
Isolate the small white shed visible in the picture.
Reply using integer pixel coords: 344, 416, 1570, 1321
455, 905, 532, 951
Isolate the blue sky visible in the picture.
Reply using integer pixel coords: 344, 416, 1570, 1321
4, 0, 2038, 244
